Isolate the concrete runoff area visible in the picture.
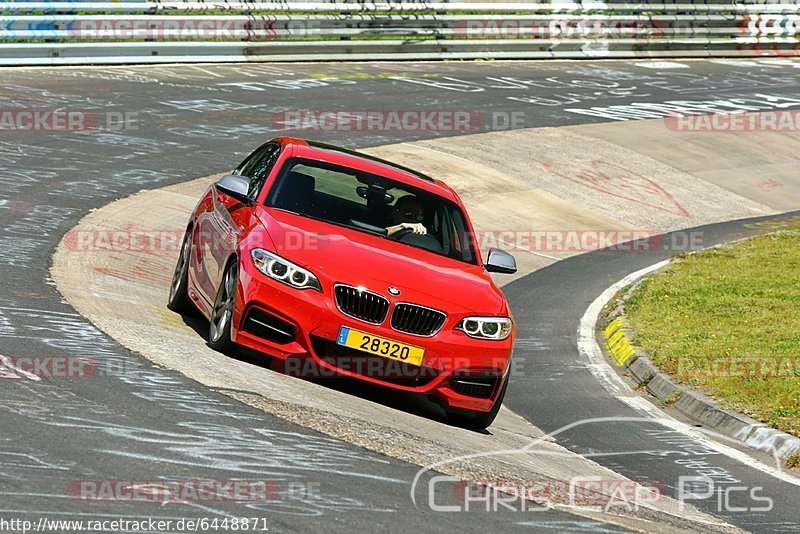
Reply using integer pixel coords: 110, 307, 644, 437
52, 115, 800, 530
572, 121, 800, 212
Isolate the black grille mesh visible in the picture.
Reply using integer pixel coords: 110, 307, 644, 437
334, 285, 390, 324
391, 303, 446, 336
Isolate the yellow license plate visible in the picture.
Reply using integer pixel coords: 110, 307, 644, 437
336, 326, 425, 367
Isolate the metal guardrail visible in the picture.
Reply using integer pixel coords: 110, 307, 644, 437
0, 2, 798, 65
3, 2, 800, 13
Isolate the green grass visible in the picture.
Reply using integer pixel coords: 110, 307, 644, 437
625, 230, 800, 437
787, 452, 800, 469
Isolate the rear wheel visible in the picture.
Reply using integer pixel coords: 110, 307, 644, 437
167, 230, 194, 314
446, 372, 509, 430
208, 261, 238, 353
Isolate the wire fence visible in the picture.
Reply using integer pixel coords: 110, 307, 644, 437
1, 1, 798, 65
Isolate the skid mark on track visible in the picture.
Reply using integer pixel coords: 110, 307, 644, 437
538, 159, 691, 218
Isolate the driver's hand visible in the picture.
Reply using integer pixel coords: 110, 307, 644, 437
401, 223, 427, 235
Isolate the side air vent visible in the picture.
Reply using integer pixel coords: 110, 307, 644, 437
242, 308, 296, 344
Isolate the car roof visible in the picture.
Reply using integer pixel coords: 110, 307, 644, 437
275, 137, 459, 202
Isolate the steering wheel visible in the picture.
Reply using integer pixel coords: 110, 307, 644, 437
394, 228, 444, 254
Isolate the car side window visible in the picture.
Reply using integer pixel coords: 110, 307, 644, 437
235, 142, 281, 201
441, 205, 474, 263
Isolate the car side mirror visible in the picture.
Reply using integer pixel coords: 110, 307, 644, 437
485, 247, 517, 274
215, 174, 251, 203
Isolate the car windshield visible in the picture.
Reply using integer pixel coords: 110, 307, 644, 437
266, 157, 478, 264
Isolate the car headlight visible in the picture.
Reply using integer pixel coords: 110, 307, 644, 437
456, 317, 512, 340
251, 248, 322, 292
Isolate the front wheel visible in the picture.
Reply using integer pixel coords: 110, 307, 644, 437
446, 372, 509, 430
167, 230, 194, 314
208, 261, 238, 353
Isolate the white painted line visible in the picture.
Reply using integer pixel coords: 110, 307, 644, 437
617, 395, 800, 486
404, 142, 480, 166
495, 238, 561, 262
578, 261, 800, 487
578, 260, 668, 396
633, 61, 690, 69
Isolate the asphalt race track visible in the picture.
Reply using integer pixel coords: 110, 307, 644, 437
505, 213, 800, 534
2, 60, 800, 532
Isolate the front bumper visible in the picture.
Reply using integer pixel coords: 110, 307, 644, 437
232, 260, 514, 413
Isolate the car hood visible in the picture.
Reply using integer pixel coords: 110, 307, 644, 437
253, 207, 507, 315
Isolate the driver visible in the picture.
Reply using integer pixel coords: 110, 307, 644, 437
386, 195, 427, 237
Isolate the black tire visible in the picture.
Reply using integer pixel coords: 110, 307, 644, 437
446, 372, 510, 430
208, 261, 238, 353
167, 230, 194, 314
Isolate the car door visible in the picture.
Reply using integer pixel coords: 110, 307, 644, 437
198, 142, 282, 303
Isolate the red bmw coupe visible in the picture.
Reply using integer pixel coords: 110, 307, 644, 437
168, 137, 517, 429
